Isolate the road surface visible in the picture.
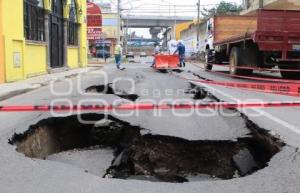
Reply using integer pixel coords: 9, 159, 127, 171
0, 58, 299, 193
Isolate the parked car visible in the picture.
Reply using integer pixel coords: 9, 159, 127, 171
140, 52, 147, 57
96, 50, 110, 59
90, 48, 97, 57
126, 52, 135, 58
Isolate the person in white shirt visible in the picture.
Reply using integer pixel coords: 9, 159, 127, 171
151, 43, 160, 67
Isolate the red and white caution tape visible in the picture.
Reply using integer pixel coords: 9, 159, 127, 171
184, 78, 300, 97
1, 101, 300, 112
193, 63, 300, 84
179, 63, 300, 97
171, 71, 300, 97
210, 63, 300, 72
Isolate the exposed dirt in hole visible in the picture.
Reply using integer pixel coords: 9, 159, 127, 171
189, 72, 210, 81
105, 127, 284, 182
107, 135, 240, 182
9, 114, 141, 159
86, 84, 115, 94
86, 84, 139, 101
10, 112, 284, 183
172, 69, 184, 73
185, 83, 209, 100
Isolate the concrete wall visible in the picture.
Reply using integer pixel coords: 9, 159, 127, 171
181, 26, 197, 56
243, 0, 300, 15
181, 22, 207, 56
102, 13, 118, 39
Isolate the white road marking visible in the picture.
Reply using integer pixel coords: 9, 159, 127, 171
190, 80, 300, 134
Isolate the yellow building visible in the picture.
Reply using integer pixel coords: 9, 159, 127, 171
0, 0, 87, 83
175, 21, 193, 40
0, 0, 4, 83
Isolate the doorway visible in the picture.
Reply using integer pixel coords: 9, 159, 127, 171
50, 0, 64, 68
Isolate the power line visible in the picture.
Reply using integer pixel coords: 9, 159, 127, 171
120, 2, 242, 13
121, 2, 241, 8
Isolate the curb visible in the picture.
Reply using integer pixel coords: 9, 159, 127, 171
0, 67, 101, 102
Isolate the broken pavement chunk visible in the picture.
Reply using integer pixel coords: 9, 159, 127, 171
233, 148, 258, 176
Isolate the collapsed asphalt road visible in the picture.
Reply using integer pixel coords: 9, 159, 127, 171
9, 103, 284, 183
0, 60, 300, 193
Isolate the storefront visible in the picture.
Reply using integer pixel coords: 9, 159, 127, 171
87, 2, 118, 57
87, 2, 103, 56
0, 0, 87, 83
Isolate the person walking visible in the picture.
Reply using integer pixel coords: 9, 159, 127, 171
114, 44, 123, 69
174, 40, 186, 68
151, 43, 160, 68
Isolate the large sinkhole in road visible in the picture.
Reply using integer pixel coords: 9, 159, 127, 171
10, 113, 284, 183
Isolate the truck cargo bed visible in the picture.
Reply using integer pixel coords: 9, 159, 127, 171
209, 9, 300, 79
214, 9, 300, 57
214, 15, 257, 45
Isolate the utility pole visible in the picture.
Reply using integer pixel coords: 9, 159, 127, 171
174, 4, 177, 40
259, 0, 264, 8
125, 15, 129, 54
117, 0, 121, 45
196, 0, 200, 51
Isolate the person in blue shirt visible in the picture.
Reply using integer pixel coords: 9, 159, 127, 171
174, 40, 186, 67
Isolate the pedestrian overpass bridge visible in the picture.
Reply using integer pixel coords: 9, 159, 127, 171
122, 15, 194, 28
122, 15, 194, 40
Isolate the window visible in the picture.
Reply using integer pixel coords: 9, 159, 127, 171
68, 0, 79, 45
24, 0, 45, 41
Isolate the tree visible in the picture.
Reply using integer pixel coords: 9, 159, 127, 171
201, 1, 243, 18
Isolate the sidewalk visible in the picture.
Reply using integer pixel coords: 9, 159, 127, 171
88, 57, 114, 66
0, 67, 100, 101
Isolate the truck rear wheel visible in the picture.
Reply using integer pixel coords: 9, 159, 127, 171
204, 49, 213, 71
279, 63, 300, 80
229, 47, 253, 76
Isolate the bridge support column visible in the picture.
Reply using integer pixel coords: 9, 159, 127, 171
149, 27, 162, 41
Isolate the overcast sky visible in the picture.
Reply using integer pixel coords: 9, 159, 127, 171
93, 0, 243, 38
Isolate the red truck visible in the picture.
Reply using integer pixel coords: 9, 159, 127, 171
204, 9, 300, 79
